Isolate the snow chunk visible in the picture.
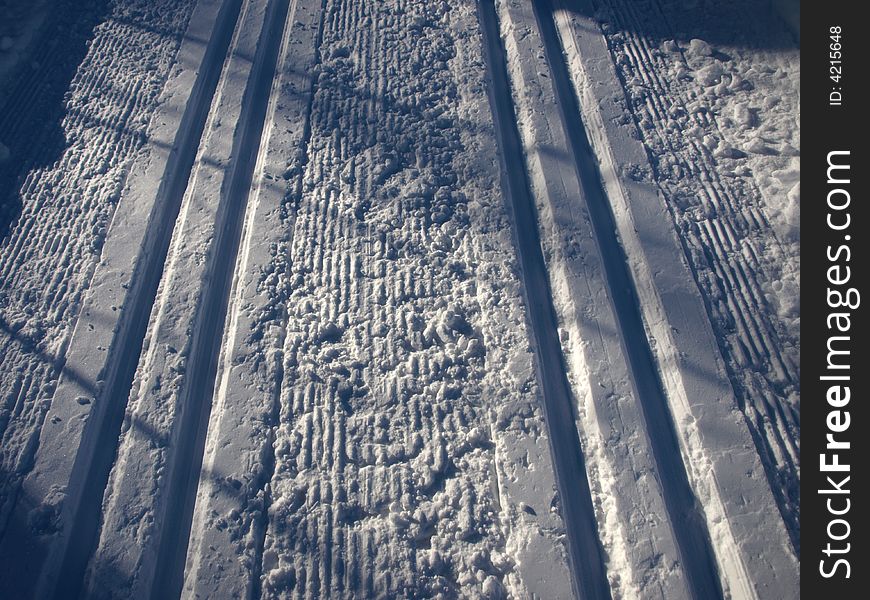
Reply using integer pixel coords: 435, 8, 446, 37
662, 39, 679, 53
713, 142, 745, 160
733, 103, 757, 128
686, 38, 713, 58
696, 63, 725, 87
465, 426, 486, 446
482, 575, 507, 599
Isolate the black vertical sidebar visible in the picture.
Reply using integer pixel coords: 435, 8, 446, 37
803, 2, 866, 596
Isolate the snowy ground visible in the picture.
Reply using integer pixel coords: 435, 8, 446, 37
0, 0, 798, 598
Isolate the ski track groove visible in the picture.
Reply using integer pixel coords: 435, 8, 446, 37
478, 1, 612, 598
178, 1, 326, 597
51, 1, 250, 597
532, 0, 728, 597
544, 2, 799, 596
75, 0, 303, 596
589, 0, 800, 544
148, 0, 296, 596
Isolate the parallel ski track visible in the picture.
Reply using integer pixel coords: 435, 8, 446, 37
532, 0, 724, 597
478, 1, 610, 598
149, 0, 294, 596
591, 0, 800, 546
49, 1, 247, 596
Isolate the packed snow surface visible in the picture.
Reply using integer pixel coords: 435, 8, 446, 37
0, 0, 799, 598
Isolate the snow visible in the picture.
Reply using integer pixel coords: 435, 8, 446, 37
592, 0, 801, 556
0, 0, 799, 598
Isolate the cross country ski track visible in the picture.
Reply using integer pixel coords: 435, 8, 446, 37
54, 1, 248, 596
527, 1, 723, 597
478, 1, 613, 597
